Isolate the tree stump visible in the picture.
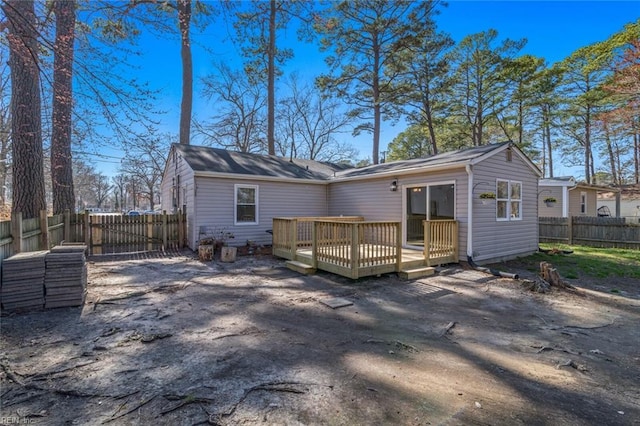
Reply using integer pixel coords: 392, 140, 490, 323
539, 261, 573, 289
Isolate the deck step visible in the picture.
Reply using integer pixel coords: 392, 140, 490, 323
399, 266, 436, 280
285, 260, 316, 275
401, 258, 427, 269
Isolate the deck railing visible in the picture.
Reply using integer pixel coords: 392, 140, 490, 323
423, 220, 458, 266
273, 217, 458, 279
312, 220, 401, 279
272, 216, 364, 260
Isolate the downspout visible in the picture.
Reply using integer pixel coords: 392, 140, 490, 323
467, 256, 519, 279
562, 185, 570, 218
465, 165, 473, 258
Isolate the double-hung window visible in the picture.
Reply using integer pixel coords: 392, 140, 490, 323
496, 179, 522, 221
235, 184, 258, 225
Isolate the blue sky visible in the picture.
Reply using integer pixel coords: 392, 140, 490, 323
95, 1, 639, 177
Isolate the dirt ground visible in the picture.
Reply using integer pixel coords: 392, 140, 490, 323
1, 250, 639, 426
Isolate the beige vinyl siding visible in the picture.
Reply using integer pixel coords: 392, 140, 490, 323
538, 186, 564, 217
472, 151, 539, 262
328, 168, 469, 261
193, 177, 327, 249
569, 187, 598, 216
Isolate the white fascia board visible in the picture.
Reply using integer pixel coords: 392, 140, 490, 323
540, 178, 576, 187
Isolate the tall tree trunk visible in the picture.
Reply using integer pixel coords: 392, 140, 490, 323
372, 39, 380, 164
4, 0, 46, 219
584, 105, 591, 183
267, 0, 276, 155
0, 109, 9, 207
603, 122, 618, 185
51, 0, 76, 214
178, 0, 192, 145
423, 90, 438, 155
545, 116, 554, 178
635, 130, 639, 184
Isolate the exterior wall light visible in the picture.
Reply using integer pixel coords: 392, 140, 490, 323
390, 180, 398, 192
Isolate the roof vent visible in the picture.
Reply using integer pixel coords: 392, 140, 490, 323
306, 165, 309, 170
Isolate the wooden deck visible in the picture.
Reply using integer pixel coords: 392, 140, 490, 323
273, 217, 458, 280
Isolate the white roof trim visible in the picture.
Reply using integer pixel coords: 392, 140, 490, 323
540, 177, 577, 187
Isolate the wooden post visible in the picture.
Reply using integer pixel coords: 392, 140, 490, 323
567, 216, 573, 245
162, 211, 168, 250
39, 209, 49, 250
94, 215, 102, 255
177, 209, 185, 249
84, 213, 91, 255
290, 218, 298, 260
147, 213, 153, 251
424, 220, 432, 267
452, 221, 459, 262
395, 222, 402, 272
311, 221, 318, 269
63, 209, 71, 242
11, 212, 22, 254
350, 223, 359, 279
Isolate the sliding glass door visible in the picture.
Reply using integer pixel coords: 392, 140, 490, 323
404, 183, 455, 247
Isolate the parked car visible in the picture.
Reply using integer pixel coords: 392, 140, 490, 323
126, 210, 141, 216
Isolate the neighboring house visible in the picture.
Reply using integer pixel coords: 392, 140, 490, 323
538, 177, 619, 217
599, 184, 640, 223
161, 141, 542, 264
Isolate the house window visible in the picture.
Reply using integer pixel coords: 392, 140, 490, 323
235, 185, 258, 225
496, 179, 522, 221
580, 191, 587, 214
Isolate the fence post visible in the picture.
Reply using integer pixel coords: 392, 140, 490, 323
162, 211, 168, 250
177, 208, 185, 248
567, 216, 573, 245
146, 213, 153, 251
64, 209, 71, 242
39, 209, 49, 250
11, 212, 22, 254
84, 213, 91, 254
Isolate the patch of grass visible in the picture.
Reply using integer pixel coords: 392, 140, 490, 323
522, 244, 640, 280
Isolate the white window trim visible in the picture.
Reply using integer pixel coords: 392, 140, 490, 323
234, 184, 259, 225
496, 179, 522, 222
580, 191, 587, 215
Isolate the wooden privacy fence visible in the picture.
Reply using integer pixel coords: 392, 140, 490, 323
539, 216, 640, 249
0, 210, 187, 262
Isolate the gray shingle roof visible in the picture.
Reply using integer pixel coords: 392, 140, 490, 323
174, 141, 530, 182
172, 144, 351, 180
334, 142, 511, 178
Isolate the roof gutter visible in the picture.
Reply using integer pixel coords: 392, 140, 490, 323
194, 163, 469, 185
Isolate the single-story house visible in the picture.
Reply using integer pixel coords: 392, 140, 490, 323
160, 141, 542, 264
598, 184, 640, 223
538, 177, 620, 217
